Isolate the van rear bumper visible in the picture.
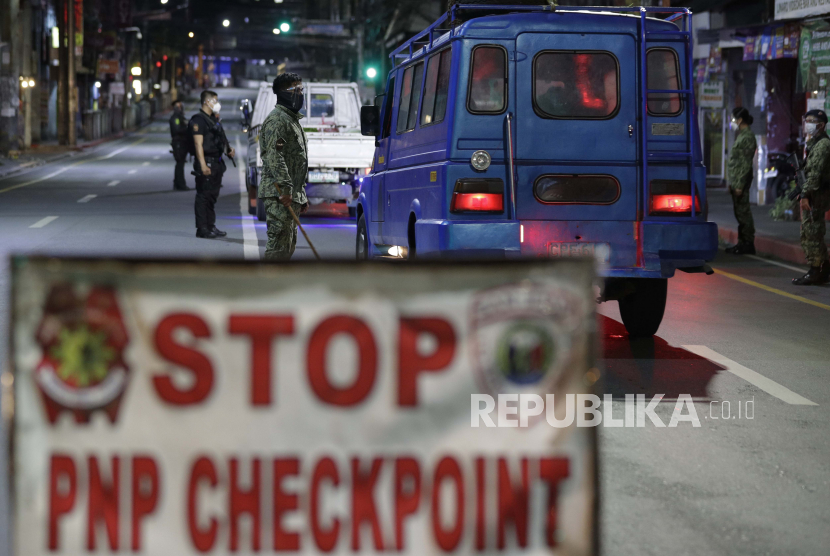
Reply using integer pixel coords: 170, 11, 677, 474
414, 219, 521, 257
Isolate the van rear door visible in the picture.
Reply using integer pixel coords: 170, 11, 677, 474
514, 32, 638, 223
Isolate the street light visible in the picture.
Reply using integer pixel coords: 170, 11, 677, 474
280, 22, 290, 33
131, 66, 142, 76
366, 67, 378, 79
94, 81, 101, 88
223, 19, 230, 27
28, 79, 35, 87
161, 0, 168, 4
188, 31, 194, 38
272, 28, 280, 35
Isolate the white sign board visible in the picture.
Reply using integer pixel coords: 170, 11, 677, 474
10, 259, 598, 556
775, 0, 830, 21
699, 81, 724, 108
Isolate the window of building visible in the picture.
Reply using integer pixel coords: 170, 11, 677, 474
647, 48, 682, 116
310, 94, 334, 117
533, 51, 619, 119
468, 46, 506, 114
421, 49, 452, 126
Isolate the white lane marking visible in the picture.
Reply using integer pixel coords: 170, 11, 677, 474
107, 180, 120, 187
30, 216, 58, 228
235, 135, 260, 261
153, 156, 160, 160
99, 142, 133, 160
128, 169, 137, 174
0, 165, 73, 192
745, 254, 808, 274
142, 161, 150, 166
683, 345, 818, 406
77, 194, 97, 203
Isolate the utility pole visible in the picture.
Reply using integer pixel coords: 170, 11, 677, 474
67, 0, 76, 146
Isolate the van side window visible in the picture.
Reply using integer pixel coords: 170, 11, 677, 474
647, 48, 682, 116
533, 51, 619, 119
397, 66, 415, 134
381, 77, 395, 139
421, 49, 452, 126
468, 46, 507, 114
407, 63, 425, 130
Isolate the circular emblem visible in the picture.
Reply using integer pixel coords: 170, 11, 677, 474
496, 322, 555, 385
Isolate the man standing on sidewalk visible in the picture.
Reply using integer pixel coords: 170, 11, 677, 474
725, 107, 757, 255
793, 109, 830, 286
169, 99, 190, 191
259, 73, 309, 260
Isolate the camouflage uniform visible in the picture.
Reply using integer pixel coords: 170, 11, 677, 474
727, 127, 757, 246
259, 104, 309, 260
800, 132, 830, 267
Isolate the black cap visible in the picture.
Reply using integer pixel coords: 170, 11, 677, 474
172, 98, 184, 106
805, 109, 828, 123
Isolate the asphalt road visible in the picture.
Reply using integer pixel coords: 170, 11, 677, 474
0, 88, 827, 555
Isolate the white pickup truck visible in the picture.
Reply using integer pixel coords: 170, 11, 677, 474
245, 82, 376, 220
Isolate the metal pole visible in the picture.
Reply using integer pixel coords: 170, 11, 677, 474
67, 0, 76, 146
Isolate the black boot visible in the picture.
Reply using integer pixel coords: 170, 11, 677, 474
725, 243, 755, 255
820, 261, 830, 283
792, 267, 826, 286
196, 228, 218, 239
211, 226, 227, 237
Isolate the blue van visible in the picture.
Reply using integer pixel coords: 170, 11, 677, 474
357, 4, 718, 337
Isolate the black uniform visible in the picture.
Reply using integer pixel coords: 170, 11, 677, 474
169, 108, 189, 190
188, 110, 228, 234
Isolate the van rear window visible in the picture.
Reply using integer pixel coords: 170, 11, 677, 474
310, 94, 334, 117
534, 51, 619, 119
647, 49, 682, 116
468, 46, 506, 114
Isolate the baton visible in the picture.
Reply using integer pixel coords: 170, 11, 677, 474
273, 183, 321, 260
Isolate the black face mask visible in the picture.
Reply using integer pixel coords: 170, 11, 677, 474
277, 90, 304, 113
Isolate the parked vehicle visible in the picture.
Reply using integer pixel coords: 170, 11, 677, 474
245, 82, 376, 219
357, 4, 718, 337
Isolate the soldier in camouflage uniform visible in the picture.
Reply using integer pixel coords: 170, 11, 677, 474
725, 107, 757, 255
259, 73, 310, 260
793, 109, 830, 285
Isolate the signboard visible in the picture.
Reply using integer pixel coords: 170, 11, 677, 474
799, 21, 830, 91
10, 259, 598, 555
742, 24, 800, 61
699, 81, 724, 108
109, 82, 125, 95
97, 59, 120, 76
775, 0, 830, 21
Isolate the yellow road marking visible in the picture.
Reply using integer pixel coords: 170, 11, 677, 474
0, 137, 147, 194
713, 268, 830, 311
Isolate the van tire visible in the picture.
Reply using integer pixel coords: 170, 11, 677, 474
256, 198, 266, 221
618, 279, 667, 338
356, 215, 370, 260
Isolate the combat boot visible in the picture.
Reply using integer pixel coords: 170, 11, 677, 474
196, 228, 218, 239
211, 226, 227, 237
792, 266, 827, 286
820, 261, 830, 282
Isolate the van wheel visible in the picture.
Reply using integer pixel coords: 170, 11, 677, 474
618, 279, 667, 338
256, 198, 266, 221
356, 215, 370, 260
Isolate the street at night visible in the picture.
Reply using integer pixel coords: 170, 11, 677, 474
1, 1, 828, 555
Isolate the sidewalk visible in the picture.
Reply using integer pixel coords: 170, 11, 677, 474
708, 188, 811, 265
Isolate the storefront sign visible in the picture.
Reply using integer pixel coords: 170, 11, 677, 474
96, 59, 120, 76
9, 258, 598, 556
775, 0, 830, 21
699, 81, 724, 108
800, 22, 830, 91
742, 24, 800, 61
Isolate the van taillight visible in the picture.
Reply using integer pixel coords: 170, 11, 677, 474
451, 178, 504, 213
649, 180, 700, 216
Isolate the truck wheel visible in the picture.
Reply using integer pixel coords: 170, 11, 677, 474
356, 215, 370, 260
256, 198, 266, 222
618, 278, 667, 338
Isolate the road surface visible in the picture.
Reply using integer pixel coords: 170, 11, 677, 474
0, 88, 827, 556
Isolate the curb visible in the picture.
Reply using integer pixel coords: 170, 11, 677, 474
717, 225, 807, 265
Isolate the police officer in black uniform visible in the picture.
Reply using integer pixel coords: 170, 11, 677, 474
169, 99, 190, 191
189, 90, 234, 239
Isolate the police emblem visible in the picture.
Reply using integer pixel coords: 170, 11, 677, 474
193, 124, 199, 132
33, 283, 130, 423
470, 282, 587, 397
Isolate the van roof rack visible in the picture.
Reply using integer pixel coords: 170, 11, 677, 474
388, 4, 691, 71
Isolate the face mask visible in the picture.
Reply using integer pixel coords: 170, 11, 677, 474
729, 120, 739, 131
805, 122, 818, 136
277, 90, 305, 113
211, 101, 222, 113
